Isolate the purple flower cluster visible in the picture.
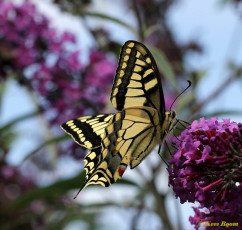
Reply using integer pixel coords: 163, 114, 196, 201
0, 164, 34, 204
0, 2, 76, 73
168, 117, 242, 229
34, 49, 115, 127
0, 1, 116, 127
0, 1, 116, 160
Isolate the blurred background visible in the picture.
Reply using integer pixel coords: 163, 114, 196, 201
1, 0, 242, 229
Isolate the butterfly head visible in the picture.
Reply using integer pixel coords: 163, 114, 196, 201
170, 109, 176, 120
160, 109, 177, 141
167, 109, 177, 132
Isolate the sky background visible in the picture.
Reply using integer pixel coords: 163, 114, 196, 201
2, 0, 242, 229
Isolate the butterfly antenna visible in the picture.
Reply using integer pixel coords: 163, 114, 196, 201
170, 80, 191, 110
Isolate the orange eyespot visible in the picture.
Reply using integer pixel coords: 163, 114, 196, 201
112, 148, 117, 155
118, 165, 126, 176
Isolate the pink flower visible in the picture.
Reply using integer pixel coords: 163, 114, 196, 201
65, 51, 82, 71
0, 1, 116, 158
1, 165, 15, 179
168, 117, 242, 228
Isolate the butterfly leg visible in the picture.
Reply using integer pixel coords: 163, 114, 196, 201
157, 144, 169, 167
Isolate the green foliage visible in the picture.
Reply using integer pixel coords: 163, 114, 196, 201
148, 45, 179, 92
82, 11, 137, 35
9, 172, 139, 210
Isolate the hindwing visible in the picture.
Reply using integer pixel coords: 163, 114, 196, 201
79, 107, 160, 190
84, 147, 102, 180
61, 114, 113, 149
111, 40, 165, 115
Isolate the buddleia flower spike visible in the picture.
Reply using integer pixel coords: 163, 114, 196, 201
167, 117, 242, 228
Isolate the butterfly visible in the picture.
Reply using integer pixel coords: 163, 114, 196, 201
61, 40, 177, 195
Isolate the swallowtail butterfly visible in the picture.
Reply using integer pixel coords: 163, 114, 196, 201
61, 41, 177, 194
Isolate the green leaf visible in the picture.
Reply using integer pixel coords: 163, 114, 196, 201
147, 45, 179, 91
81, 11, 137, 35
176, 91, 194, 114
0, 130, 18, 155
49, 210, 99, 230
20, 134, 70, 164
188, 69, 206, 89
9, 172, 85, 209
0, 110, 39, 133
0, 79, 7, 113
115, 177, 141, 188
9, 172, 140, 210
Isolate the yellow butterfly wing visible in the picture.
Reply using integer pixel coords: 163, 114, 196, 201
111, 40, 165, 115
61, 114, 113, 148
83, 147, 102, 180
78, 107, 160, 191
61, 41, 177, 194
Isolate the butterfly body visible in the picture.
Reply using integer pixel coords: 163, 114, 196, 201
61, 41, 177, 192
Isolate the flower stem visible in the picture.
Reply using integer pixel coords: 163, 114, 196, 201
136, 167, 174, 230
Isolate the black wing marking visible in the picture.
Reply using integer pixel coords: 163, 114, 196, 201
78, 107, 159, 191
61, 114, 113, 149
111, 40, 165, 116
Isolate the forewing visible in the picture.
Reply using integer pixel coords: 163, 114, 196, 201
79, 107, 159, 190
61, 114, 113, 149
111, 40, 165, 114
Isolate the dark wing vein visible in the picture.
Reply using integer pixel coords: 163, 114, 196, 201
78, 107, 159, 190
111, 40, 165, 117
61, 114, 113, 149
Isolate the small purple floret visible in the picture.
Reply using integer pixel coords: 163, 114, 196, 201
167, 117, 242, 228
